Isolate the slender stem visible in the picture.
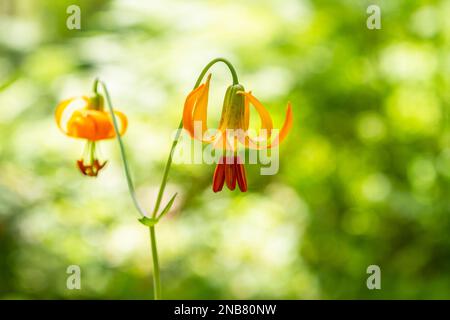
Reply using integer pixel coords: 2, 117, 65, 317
99, 80, 161, 299
194, 57, 239, 87
93, 78, 99, 94
149, 226, 161, 299
94, 57, 239, 300
99, 81, 146, 217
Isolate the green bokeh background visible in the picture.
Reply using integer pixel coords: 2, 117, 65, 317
1, 0, 450, 299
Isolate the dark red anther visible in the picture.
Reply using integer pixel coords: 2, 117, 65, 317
212, 162, 226, 192
77, 159, 107, 177
225, 158, 237, 191
212, 156, 247, 192
235, 160, 247, 192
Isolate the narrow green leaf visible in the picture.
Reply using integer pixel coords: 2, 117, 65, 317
157, 193, 178, 221
138, 216, 158, 227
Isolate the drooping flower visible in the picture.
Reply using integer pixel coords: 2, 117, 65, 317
182, 74, 293, 192
55, 94, 127, 176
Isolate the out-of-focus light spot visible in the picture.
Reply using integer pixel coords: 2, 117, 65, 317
296, 136, 335, 179
0, 17, 41, 50
266, 183, 309, 223
356, 112, 386, 143
411, 6, 438, 38
441, 1, 450, 38
18, 208, 57, 242
245, 67, 293, 100
380, 43, 437, 82
408, 157, 436, 190
275, 0, 313, 26
24, 46, 75, 81
0, 80, 39, 123
79, 36, 124, 64
106, 224, 146, 265
361, 173, 391, 202
385, 87, 441, 136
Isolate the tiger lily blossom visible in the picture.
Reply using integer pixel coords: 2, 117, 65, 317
183, 73, 293, 193
55, 93, 127, 176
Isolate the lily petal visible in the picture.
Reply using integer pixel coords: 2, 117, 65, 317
192, 73, 211, 137
112, 110, 128, 136
239, 102, 293, 149
269, 102, 293, 148
182, 83, 206, 138
238, 91, 273, 135
244, 91, 250, 131
55, 96, 90, 134
66, 109, 126, 141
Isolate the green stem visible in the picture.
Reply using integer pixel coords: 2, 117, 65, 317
195, 57, 239, 87
98, 81, 161, 300
149, 226, 161, 299
98, 81, 146, 217
95, 57, 239, 300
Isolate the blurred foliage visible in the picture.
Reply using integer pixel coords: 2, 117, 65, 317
1, 0, 450, 299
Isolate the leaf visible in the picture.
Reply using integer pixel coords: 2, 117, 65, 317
138, 216, 158, 227
157, 193, 178, 221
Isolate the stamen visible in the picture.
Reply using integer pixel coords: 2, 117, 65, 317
212, 162, 225, 193
235, 157, 248, 192
225, 160, 236, 190
77, 141, 107, 177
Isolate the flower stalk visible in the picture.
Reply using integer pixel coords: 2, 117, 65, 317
95, 58, 239, 300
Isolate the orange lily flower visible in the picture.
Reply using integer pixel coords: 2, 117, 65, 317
183, 74, 293, 192
55, 94, 127, 176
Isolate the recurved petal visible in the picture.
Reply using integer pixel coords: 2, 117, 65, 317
192, 73, 211, 137
239, 91, 273, 134
269, 102, 293, 148
244, 91, 250, 131
112, 110, 128, 136
182, 83, 206, 138
240, 102, 293, 150
55, 96, 90, 134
